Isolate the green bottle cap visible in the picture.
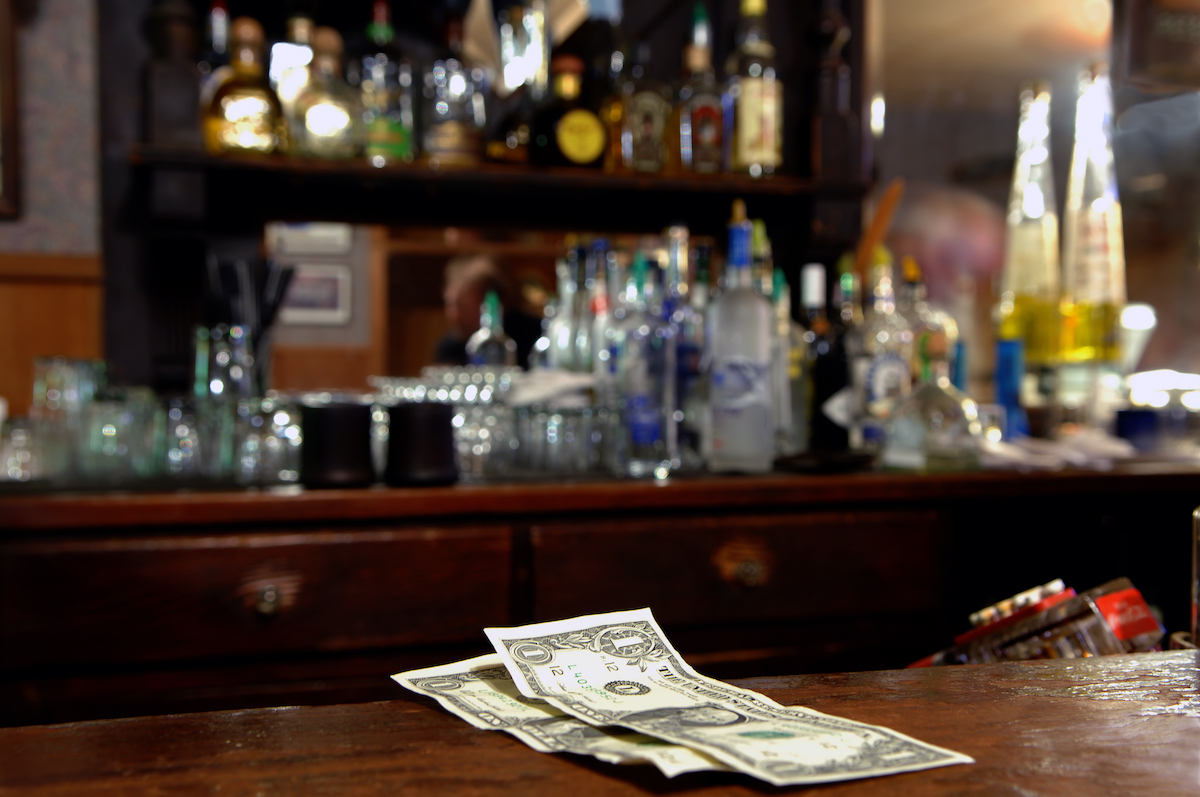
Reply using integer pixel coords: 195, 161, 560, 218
773, 267, 787, 298
484, 290, 501, 318
752, 219, 769, 254
632, 252, 648, 294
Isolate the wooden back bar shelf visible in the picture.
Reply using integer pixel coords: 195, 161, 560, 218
2, 467, 1198, 727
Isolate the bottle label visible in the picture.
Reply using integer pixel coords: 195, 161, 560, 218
733, 76, 782, 169
1066, 207, 1125, 304
855, 352, 911, 417
425, 121, 481, 166
626, 90, 669, 172
688, 102, 722, 172
711, 356, 770, 411
366, 115, 413, 162
626, 394, 662, 446
556, 109, 606, 165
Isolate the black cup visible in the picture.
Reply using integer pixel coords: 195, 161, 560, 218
385, 402, 458, 487
300, 402, 375, 488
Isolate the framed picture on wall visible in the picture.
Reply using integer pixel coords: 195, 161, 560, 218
278, 263, 352, 326
0, 0, 18, 218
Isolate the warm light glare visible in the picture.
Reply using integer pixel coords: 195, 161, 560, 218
305, 103, 351, 137
1121, 304, 1157, 331
1182, 391, 1200, 411
870, 93, 885, 137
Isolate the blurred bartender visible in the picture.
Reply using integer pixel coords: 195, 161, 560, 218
434, 255, 541, 368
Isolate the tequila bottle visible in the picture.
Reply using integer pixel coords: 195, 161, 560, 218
621, 43, 672, 173
896, 257, 959, 384
667, 2, 723, 174
708, 200, 774, 472
292, 28, 361, 159
998, 82, 1061, 369
1061, 64, 1125, 365
271, 13, 313, 124
466, 291, 518, 366
203, 17, 287, 154
423, 21, 486, 168
612, 253, 677, 479
530, 54, 607, 168
725, 0, 782, 177
851, 248, 913, 448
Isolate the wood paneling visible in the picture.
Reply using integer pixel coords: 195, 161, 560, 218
0, 525, 512, 668
0, 254, 104, 416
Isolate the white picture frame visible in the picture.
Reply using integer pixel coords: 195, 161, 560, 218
279, 263, 353, 326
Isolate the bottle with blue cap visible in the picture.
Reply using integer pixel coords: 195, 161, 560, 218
708, 199, 773, 472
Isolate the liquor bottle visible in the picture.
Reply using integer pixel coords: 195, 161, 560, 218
489, 4, 549, 164
271, 12, 314, 124
203, 17, 287, 155
545, 254, 579, 370
751, 219, 773, 295
423, 22, 486, 168
997, 82, 1061, 370
612, 252, 677, 478
1061, 64, 1125, 365
851, 247, 913, 448
466, 291, 518, 366
558, 0, 626, 111
530, 55, 607, 168
667, 2, 723, 174
144, 0, 202, 147
896, 257, 959, 384
810, 0, 858, 180
664, 225, 705, 470
198, 0, 231, 105
725, 0, 782, 177
352, 0, 416, 167
881, 325, 982, 472
771, 268, 805, 455
802, 263, 850, 452
708, 199, 774, 472
620, 43, 673, 173
573, 239, 607, 373
292, 28, 361, 159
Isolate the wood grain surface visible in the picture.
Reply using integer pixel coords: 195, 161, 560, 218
0, 651, 1194, 796
4, 465, 1200, 531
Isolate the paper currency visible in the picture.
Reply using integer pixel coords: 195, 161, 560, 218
393, 654, 729, 778
485, 608, 974, 787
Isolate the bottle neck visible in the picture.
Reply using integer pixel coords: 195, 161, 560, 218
232, 42, 263, 77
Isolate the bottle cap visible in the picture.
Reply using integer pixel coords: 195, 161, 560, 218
752, 219, 770, 255
231, 17, 264, 45
730, 198, 747, 224
632, 252, 648, 293
312, 26, 344, 57
287, 14, 313, 45
802, 263, 826, 309
772, 268, 787, 298
484, 290, 502, 319
901, 255, 922, 284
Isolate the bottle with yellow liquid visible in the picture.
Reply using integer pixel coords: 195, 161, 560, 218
203, 17, 287, 154
1060, 64, 1124, 365
724, 0, 782, 177
997, 81, 1061, 368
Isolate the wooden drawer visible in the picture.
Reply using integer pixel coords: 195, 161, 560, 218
0, 525, 511, 669
531, 510, 947, 626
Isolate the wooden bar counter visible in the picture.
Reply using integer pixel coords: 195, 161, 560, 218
0, 651, 1196, 795
2, 468, 1199, 726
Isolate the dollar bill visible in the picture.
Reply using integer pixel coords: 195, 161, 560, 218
485, 608, 974, 787
393, 654, 729, 778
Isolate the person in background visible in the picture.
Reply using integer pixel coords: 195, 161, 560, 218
434, 255, 541, 368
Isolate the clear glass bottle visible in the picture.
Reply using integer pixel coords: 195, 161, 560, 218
545, 255, 579, 370
203, 17, 287, 154
352, 0, 416, 167
724, 0, 782, 177
1061, 64, 1125, 365
709, 199, 774, 472
466, 291, 518, 366
772, 268, 805, 455
997, 81, 1061, 370
271, 13, 314, 124
751, 219, 773, 295
851, 247, 913, 448
664, 225, 705, 470
882, 330, 982, 472
896, 256, 959, 384
292, 27, 361, 159
612, 252, 677, 478
667, 2, 723, 174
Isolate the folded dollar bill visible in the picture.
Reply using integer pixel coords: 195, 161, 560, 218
393, 654, 729, 778
485, 608, 973, 787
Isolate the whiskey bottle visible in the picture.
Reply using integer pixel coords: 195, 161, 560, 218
725, 0, 782, 177
203, 17, 287, 154
530, 54, 607, 168
271, 12, 314, 124
667, 2, 723, 174
422, 20, 486, 168
292, 27, 361, 159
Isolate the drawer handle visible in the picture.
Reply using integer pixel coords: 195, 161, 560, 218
711, 537, 775, 590
255, 584, 283, 615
